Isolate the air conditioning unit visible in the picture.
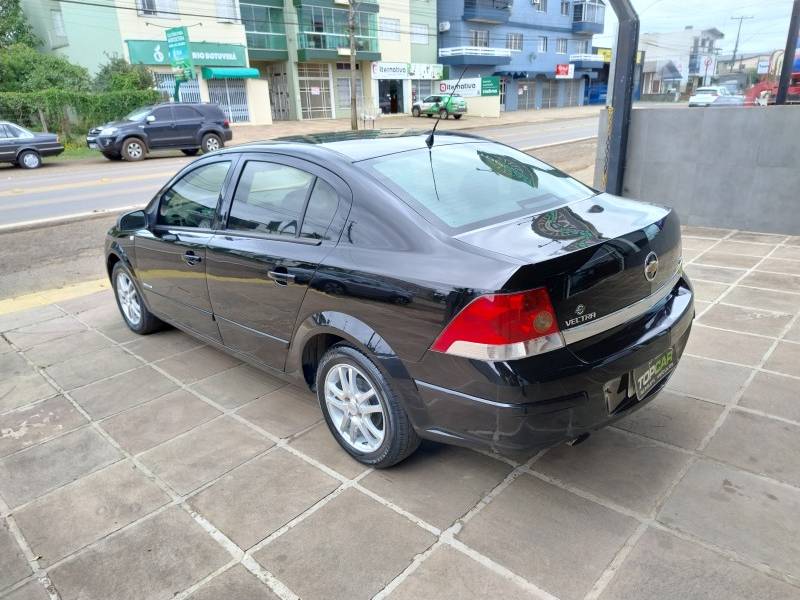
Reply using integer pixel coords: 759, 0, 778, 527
438, 21, 451, 32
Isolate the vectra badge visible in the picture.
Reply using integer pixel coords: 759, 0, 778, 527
644, 252, 659, 282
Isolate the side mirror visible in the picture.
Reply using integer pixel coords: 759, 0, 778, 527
145, 115, 156, 123
118, 210, 148, 230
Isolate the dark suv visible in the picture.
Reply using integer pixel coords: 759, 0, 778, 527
87, 103, 233, 161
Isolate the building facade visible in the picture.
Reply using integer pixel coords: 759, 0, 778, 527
436, 0, 606, 111
639, 26, 724, 95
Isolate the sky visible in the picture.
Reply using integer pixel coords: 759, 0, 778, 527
595, 0, 794, 57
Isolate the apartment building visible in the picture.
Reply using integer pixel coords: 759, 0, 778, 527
639, 26, 724, 94
436, 0, 606, 110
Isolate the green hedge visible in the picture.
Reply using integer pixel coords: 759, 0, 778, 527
0, 89, 161, 135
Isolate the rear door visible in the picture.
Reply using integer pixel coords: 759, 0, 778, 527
145, 106, 176, 148
134, 158, 234, 341
205, 154, 348, 370
0, 125, 17, 163
172, 105, 203, 146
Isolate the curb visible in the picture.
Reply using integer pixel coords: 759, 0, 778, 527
520, 135, 598, 153
0, 207, 138, 235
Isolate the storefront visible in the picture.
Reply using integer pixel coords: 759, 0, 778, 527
370, 62, 443, 114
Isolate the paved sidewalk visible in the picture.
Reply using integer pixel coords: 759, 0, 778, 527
1, 227, 800, 600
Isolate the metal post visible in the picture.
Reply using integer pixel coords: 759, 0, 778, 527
605, 0, 639, 196
777, 0, 800, 105
173, 80, 181, 102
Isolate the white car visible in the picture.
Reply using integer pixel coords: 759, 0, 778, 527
688, 86, 744, 107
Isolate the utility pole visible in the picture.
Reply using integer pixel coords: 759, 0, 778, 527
729, 15, 753, 72
776, 0, 800, 105
348, 0, 358, 130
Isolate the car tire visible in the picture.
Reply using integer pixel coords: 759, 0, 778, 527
316, 344, 420, 468
412, 107, 421, 117
201, 133, 222, 154
438, 109, 448, 119
426, 113, 432, 118
121, 138, 146, 161
17, 150, 41, 169
103, 152, 123, 161
111, 262, 164, 335
453, 114, 463, 120
181, 148, 200, 156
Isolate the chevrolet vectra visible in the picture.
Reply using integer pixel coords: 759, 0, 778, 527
105, 131, 694, 468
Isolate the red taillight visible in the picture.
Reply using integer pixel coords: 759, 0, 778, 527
223, 119, 230, 127
431, 287, 563, 361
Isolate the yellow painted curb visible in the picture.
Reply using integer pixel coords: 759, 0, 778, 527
0, 279, 110, 316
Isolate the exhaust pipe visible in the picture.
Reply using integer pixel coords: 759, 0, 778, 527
567, 432, 590, 447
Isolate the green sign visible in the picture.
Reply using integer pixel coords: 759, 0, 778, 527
481, 76, 501, 97
126, 40, 247, 68
166, 26, 194, 81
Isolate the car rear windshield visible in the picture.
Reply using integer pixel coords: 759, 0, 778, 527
696, 89, 719, 95
358, 141, 595, 234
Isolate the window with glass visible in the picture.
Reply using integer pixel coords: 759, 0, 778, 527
300, 179, 340, 241
380, 17, 400, 41
538, 36, 548, 52
576, 39, 590, 53
228, 162, 315, 236
241, 3, 286, 50
410, 23, 428, 45
158, 162, 231, 228
50, 9, 66, 37
136, 0, 177, 18
561, 0, 570, 15
506, 32, 523, 51
470, 30, 489, 47
412, 80, 434, 102
573, 0, 604, 23
556, 38, 568, 53
298, 6, 377, 53
534, 0, 547, 11
216, 0, 237, 21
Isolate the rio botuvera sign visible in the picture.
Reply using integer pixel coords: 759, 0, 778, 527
166, 26, 195, 81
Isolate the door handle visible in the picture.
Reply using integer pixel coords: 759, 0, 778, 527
182, 251, 202, 266
268, 270, 296, 285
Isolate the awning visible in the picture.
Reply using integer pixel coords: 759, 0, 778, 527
201, 67, 260, 80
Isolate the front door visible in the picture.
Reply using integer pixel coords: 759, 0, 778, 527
144, 106, 176, 148
171, 105, 203, 146
134, 159, 234, 341
205, 155, 347, 370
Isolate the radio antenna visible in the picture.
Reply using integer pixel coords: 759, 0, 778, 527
426, 65, 469, 149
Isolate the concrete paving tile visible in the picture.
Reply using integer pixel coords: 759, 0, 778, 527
77, 303, 125, 329
361, 443, 512, 529
190, 364, 286, 409
288, 422, 366, 479
681, 237, 718, 251
615, 390, 724, 450
784, 321, 800, 342
70, 365, 178, 420
0, 396, 86, 458
694, 251, 762, 270
13, 461, 169, 566
680, 248, 700, 262
739, 371, 800, 422
758, 258, 800, 277
685, 326, 773, 366
101, 390, 221, 455
187, 565, 279, 600
0, 364, 58, 414
138, 417, 272, 495
237, 386, 322, 438
122, 329, 204, 363
685, 264, 745, 284
24, 330, 113, 368
458, 472, 638, 600
0, 305, 62, 334
388, 545, 537, 600
688, 279, 729, 302
728, 232, 785, 245
724, 285, 800, 314
0, 427, 121, 508
155, 346, 241, 384
0, 518, 31, 591
190, 449, 338, 549
787, 236, 800, 247
45, 346, 141, 391
254, 488, 435, 600
741, 271, 800, 294
48, 506, 231, 600
533, 428, 690, 514
2, 580, 50, 600
763, 342, 800, 377
56, 290, 115, 315
773, 246, 800, 261
713, 241, 774, 257
0, 336, 12, 355
97, 319, 141, 343
4, 316, 87, 351
698, 304, 792, 337
599, 527, 800, 600
659, 459, 800, 579
704, 411, 800, 487
682, 227, 730, 239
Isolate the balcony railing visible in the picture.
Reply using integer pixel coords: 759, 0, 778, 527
569, 53, 603, 62
246, 32, 288, 51
572, 0, 604, 33
298, 32, 378, 53
439, 46, 513, 57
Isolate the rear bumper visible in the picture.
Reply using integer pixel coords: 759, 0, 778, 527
223, 129, 233, 142
406, 276, 694, 455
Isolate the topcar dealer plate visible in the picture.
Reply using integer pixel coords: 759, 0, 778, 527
633, 347, 675, 400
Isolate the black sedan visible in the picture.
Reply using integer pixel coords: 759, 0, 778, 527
0, 121, 64, 168
105, 131, 694, 468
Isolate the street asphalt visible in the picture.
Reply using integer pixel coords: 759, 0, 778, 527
0, 116, 598, 229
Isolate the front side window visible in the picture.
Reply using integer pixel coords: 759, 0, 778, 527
228, 161, 315, 236
125, 106, 153, 121
538, 36, 548, 52
535, 0, 547, 11
506, 32, 523, 51
360, 142, 593, 234
556, 38, 568, 53
561, 0, 570, 15
470, 30, 489, 47
158, 161, 231, 228
151, 107, 173, 121
301, 179, 340, 240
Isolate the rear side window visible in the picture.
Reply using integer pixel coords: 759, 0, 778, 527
157, 161, 231, 228
301, 179, 339, 240
228, 161, 314, 236
360, 142, 594, 233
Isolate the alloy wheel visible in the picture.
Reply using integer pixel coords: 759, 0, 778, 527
116, 272, 142, 326
126, 142, 143, 159
324, 363, 386, 452
205, 137, 220, 152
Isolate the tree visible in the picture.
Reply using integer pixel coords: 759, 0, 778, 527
0, 44, 90, 92
94, 54, 155, 92
0, 0, 39, 48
